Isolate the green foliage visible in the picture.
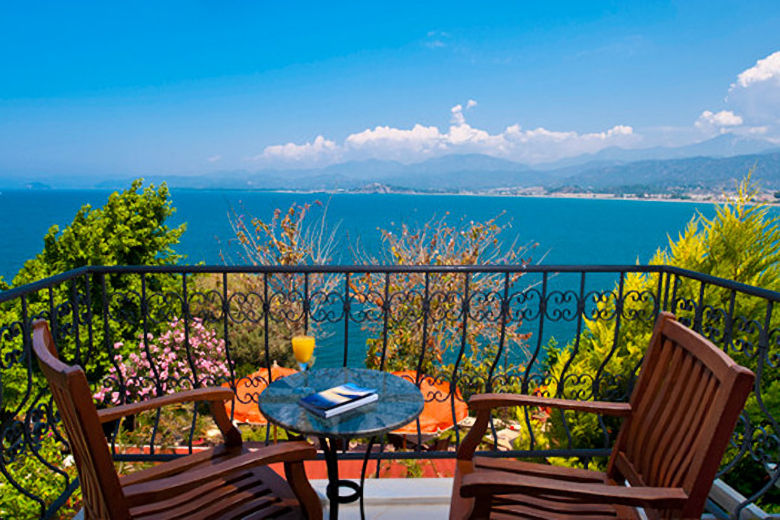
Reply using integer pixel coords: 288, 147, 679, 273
655, 176, 780, 288
544, 174, 780, 509
0, 435, 81, 519
545, 272, 657, 452
13, 179, 184, 286
195, 273, 299, 374
397, 458, 424, 478
2, 179, 186, 412
652, 176, 780, 425
1, 180, 186, 517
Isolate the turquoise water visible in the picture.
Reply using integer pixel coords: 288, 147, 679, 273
0, 189, 723, 281
0, 188, 747, 367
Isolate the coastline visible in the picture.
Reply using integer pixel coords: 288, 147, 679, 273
257, 188, 765, 205
3, 184, 775, 205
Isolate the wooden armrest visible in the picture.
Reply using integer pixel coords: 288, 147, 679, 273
460, 471, 688, 509
468, 393, 632, 416
123, 441, 317, 506
97, 387, 235, 423
98, 386, 241, 446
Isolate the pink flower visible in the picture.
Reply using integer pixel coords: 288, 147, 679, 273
94, 317, 229, 404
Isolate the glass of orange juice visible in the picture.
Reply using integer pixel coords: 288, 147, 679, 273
291, 335, 315, 393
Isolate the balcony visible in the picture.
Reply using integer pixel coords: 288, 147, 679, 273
1, 264, 778, 519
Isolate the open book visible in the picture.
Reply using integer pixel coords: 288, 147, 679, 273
299, 383, 378, 418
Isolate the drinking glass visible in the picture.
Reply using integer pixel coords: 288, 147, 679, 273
291, 335, 315, 394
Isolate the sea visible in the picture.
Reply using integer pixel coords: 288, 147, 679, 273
0, 189, 731, 281
0, 189, 747, 367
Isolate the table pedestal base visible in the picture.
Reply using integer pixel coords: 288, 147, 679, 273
319, 436, 376, 520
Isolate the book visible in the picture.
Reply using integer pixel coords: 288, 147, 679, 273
299, 382, 378, 418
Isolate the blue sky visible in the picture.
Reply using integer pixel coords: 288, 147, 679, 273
1, 1, 779, 176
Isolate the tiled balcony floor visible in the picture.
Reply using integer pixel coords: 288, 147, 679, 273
72, 476, 753, 519
311, 478, 452, 519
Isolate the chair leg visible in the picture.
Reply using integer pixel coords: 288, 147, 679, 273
284, 460, 323, 520
468, 495, 492, 520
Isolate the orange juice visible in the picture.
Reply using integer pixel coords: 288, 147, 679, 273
292, 335, 315, 365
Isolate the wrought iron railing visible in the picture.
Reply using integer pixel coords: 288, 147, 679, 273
1, 265, 777, 518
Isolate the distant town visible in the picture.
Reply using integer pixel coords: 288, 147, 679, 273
2, 134, 780, 201
307, 181, 780, 203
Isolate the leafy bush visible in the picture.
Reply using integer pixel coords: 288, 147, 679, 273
358, 213, 536, 398
194, 272, 299, 375
197, 201, 341, 373
544, 271, 655, 454
94, 317, 230, 405
2, 179, 186, 412
0, 434, 81, 519
543, 175, 780, 509
1, 179, 186, 518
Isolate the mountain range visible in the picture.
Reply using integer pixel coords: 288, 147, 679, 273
2, 133, 779, 193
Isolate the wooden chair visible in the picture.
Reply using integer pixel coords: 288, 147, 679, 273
450, 312, 755, 520
32, 320, 322, 520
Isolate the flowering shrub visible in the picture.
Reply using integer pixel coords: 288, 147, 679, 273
94, 317, 230, 405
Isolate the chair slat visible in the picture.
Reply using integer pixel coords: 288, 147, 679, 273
473, 458, 607, 483
625, 338, 676, 462
652, 358, 705, 485
31, 320, 321, 520
129, 471, 262, 518
636, 345, 687, 479
665, 372, 718, 489
645, 352, 697, 484
33, 322, 129, 519
450, 312, 755, 520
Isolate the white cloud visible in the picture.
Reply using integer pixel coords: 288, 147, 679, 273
695, 110, 743, 132
207, 154, 222, 163
260, 135, 339, 165
450, 101, 478, 125
682, 51, 780, 141
345, 124, 446, 157
450, 104, 465, 125
238, 51, 780, 170
724, 51, 780, 134
501, 124, 636, 162
734, 51, 780, 88
253, 101, 639, 166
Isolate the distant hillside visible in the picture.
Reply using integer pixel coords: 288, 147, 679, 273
555, 152, 780, 190
6, 138, 780, 194
534, 133, 778, 171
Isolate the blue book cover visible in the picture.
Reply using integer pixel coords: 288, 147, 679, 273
299, 383, 377, 417
300, 383, 376, 410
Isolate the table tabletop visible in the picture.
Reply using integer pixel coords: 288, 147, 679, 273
258, 367, 424, 438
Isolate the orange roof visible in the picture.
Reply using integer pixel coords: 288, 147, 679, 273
391, 370, 468, 435
226, 364, 298, 424
226, 366, 468, 433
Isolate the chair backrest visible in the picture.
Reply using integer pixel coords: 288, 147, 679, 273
608, 312, 755, 519
32, 320, 130, 520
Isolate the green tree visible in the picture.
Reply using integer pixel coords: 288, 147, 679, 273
1, 179, 187, 518
13, 179, 184, 286
2, 179, 186, 410
544, 175, 780, 509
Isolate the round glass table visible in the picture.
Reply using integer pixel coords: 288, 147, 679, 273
258, 367, 424, 520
